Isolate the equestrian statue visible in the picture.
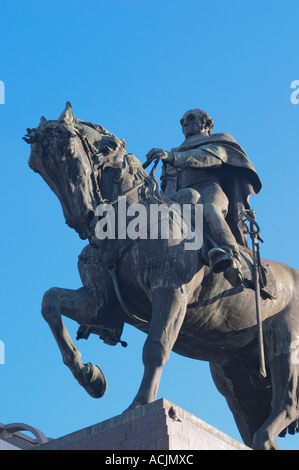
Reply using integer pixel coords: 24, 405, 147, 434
23, 102, 299, 450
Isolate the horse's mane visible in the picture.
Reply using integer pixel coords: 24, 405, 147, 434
74, 118, 172, 206
135, 163, 173, 206
74, 118, 114, 137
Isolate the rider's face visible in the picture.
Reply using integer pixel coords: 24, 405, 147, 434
180, 111, 209, 137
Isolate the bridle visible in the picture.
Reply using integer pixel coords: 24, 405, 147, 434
76, 128, 147, 207
76, 128, 104, 205
75, 126, 149, 325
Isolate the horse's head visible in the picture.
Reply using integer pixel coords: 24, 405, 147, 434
24, 102, 127, 239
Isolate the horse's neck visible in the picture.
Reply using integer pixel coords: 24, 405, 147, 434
98, 155, 144, 205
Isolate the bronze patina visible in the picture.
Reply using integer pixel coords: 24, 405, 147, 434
24, 103, 299, 450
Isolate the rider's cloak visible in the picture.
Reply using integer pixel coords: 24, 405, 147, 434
161, 133, 262, 247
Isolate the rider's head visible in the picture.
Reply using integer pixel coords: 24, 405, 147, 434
180, 109, 214, 137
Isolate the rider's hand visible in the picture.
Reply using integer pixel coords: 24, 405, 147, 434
146, 148, 174, 164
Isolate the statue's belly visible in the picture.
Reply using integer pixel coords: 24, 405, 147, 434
173, 286, 267, 361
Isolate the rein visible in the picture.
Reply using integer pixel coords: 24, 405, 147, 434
77, 127, 148, 325
78, 129, 146, 206
77, 130, 104, 204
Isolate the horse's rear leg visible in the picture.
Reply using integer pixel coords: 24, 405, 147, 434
252, 355, 299, 449
253, 316, 299, 450
210, 360, 272, 449
128, 285, 187, 409
42, 286, 107, 398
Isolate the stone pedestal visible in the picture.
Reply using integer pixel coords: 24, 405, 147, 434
33, 398, 250, 450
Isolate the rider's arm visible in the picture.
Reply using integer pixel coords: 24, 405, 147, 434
170, 145, 223, 169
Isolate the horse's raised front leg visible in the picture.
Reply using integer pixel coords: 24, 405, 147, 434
41, 286, 107, 398
128, 285, 187, 409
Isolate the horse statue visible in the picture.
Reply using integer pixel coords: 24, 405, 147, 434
23, 102, 299, 450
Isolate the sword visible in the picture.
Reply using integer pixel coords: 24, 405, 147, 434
242, 210, 267, 379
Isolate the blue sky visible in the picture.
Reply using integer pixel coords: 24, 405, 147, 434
1, 0, 299, 450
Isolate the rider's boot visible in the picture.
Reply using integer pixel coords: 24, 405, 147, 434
208, 245, 243, 287
223, 248, 244, 287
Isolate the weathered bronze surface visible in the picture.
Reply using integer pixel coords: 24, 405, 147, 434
24, 103, 299, 450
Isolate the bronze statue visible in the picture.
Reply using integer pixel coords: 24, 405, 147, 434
24, 102, 299, 450
146, 109, 262, 287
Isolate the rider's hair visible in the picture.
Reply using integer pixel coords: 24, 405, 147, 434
195, 109, 214, 135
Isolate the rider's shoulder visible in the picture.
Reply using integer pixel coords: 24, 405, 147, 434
211, 133, 237, 143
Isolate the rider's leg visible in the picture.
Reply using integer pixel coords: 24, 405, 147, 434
191, 181, 243, 286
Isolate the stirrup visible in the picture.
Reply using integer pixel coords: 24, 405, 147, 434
224, 256, 244, 287
208, 247, 232, 273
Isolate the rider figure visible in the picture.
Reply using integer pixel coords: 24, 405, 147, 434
146, 109, 262, 287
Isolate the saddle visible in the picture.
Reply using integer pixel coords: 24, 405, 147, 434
200, 241, 277, 300
84, 187, 277, 300
239, 246, 277, 300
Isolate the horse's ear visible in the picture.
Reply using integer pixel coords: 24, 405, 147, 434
58, 101, 75, 125
39, 116, 47, 126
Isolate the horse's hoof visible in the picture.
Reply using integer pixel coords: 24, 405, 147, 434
78, 362, 107, 398
123, 400, 148, 413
